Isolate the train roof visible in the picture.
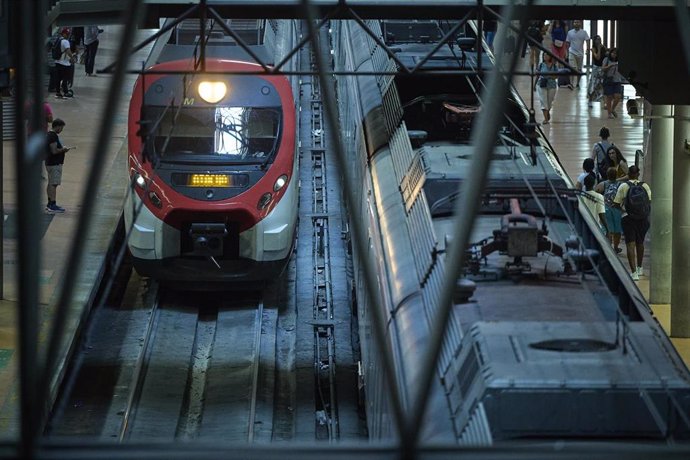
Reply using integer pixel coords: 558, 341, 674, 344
157, 44, 273, 67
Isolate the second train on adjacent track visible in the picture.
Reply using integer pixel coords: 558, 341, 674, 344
333, 18, 690, 445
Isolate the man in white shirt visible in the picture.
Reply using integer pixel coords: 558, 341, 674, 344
55, 28, 74, 98
565, 20, 590, 88
581, 174, 607, 235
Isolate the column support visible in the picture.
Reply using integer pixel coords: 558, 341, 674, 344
649, 105, 673, 303
671, 105, 690, 337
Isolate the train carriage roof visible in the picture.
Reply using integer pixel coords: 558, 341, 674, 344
157, 44, 273, 67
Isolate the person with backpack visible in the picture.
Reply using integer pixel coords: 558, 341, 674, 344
613, 165, 651, 281
590, 126, 613, 182
595, 167, 623, 253
54, 28, 74, 98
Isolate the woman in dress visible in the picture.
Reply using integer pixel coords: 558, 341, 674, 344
587, 36, 606, 108
602, 47, 624, 119
549, 20, 567, 65
536, 53, 558, 125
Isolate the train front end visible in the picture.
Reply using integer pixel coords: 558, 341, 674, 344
125, 59, 297, 286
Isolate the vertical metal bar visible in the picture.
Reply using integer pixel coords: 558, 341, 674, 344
200, 0, 207, 72
404, 1, 531, 453
0, 100, 3, 300
299, 0, 407, 442
675, 0, 690, 75
38, 0, 144, 426
15, 0, 45, 454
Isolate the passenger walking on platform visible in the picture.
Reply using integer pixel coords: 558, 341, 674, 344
83, 25, 102, 77
483, 20, 497, 51
602, 47, 623, 119
526, 20, 544, 72
565, 20, 589, 88
45, 119, 73, 213
24, 99, 53, 136
536, 53, 557, 125
613, 165, 651, 281
46, 30, 61, 93
595, 167, 623, 253
55, 28, 74, 98
548, 20, 567, 66
591, 126, 613, 182
575, 158, 596, 191
581, 174, 608, 234
605, 145, 629, 181
587, 36, 606, 107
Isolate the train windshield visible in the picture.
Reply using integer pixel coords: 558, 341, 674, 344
147, 106, 282, 162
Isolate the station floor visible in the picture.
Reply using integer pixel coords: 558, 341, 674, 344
0, 36, 688, 440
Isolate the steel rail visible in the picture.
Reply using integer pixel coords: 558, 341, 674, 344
118, 283, 161, 441
247, 300, 265, 443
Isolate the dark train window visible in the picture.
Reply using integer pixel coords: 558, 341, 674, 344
146, 106, 281, 161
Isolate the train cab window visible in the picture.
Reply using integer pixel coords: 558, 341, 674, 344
148, 106, 281, 162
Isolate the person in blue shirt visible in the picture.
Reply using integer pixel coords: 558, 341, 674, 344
536, 53, 558, 125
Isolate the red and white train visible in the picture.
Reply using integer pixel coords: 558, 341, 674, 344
124, 36, 298, 286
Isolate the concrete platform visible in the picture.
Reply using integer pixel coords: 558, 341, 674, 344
0, 25, 153, 440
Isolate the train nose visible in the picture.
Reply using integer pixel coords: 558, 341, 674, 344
189, 223, 227, 257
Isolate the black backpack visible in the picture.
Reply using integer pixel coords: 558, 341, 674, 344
624, 181, 650, 220
527, 25, 542, 44
51, 37, 62, 60
603, 180, 620, 207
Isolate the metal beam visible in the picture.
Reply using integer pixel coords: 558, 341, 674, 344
49, 0, 687, 24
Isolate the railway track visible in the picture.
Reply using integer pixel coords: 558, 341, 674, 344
47, 19, 364, 444
49, 275, 278, 442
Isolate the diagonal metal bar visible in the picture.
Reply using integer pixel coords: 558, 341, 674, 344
37, 0, 144, 427
300, 0, 407, 442
675, 0, 690, 75
410, 10, 474, 74
206, 6, 271, 72
403, 0, 532, 453
273, 13, 336, 73
100, 3, 199, 74
346, 8, 413, 75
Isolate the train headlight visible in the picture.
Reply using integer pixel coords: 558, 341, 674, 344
257, 192, 272, 210
273, 174, 288, 192
198, 81, 227, 104
133, 173, 146, 189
